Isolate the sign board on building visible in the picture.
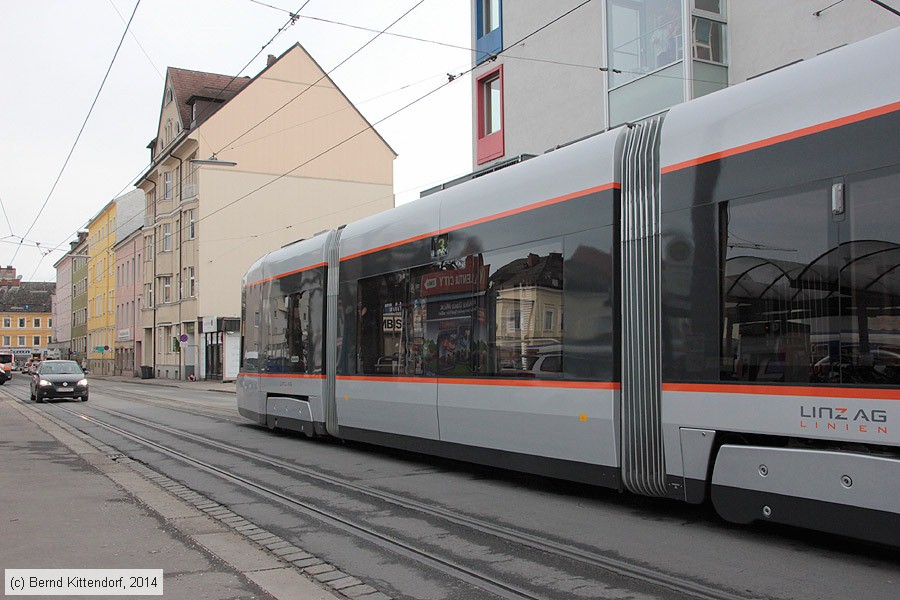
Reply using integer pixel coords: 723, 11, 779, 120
201, 316, 217, 332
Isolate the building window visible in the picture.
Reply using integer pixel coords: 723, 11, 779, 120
33, 336, 40, 346
164, 171, 172, 199
186, 266, 195, 297
544, 308, 555, 332
475, 0, 502, 64
691, 15, 726, 63
18, 318, 25, 328
476, 65, 504, 164
2, 336, 9, 346
145, 234, 154, 258
608, 0, 684, 87
48, 317, 52, 328
694, 0, 724, 16
161, 276, 172, 303
2, 318, 9, 328
163, 223, 172, 251
33, 318, 40, 328
17, 336, 25, 346
506, 308, 522, 332
187, 209, 196, 239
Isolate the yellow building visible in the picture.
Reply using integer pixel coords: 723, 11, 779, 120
0, 266, 54, 368
86, 201, 116, 375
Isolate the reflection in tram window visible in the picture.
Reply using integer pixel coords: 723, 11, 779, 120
721, 167, 900, 385
481, 240, 564, 378
350, 230, 615, 382
241, 285, 262, 373
721, 185, 834, 384
354, 240, 567, 379
254, 269, 325, 376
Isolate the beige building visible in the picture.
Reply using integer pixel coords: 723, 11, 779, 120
137, 44, 395, 380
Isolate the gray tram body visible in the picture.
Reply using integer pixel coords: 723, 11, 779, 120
239, 28, 900, 545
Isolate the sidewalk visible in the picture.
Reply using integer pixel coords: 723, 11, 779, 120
0, 392, 342, 600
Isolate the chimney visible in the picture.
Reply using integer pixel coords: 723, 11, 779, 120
267, 54, 277, 67
0, 266, 17, 287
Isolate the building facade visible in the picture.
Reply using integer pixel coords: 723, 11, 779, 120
471, 0, 897, 169
137, 44, 395, 380
0, 267, 54, 367
113, 227, 143, 376
70, 234, 89, 363
49, 232, 90, 360
86, 201, 116, 374
50, 252, 72, 359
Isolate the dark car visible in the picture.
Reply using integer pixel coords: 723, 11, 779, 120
30, 360, 88, 403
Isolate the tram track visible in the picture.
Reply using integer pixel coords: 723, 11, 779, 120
98, 384, 241, 422
49, 398, 754, 600
49, 402, 549, 600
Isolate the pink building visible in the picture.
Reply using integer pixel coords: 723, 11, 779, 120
113, 227, 143, 376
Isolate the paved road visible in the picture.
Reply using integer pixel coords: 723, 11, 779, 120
4, 374, 898, 600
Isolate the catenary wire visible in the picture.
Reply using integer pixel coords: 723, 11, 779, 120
8, 0, 142, 268
35, 0, 595, 285
32, 0, 448, 268
214, 0, 427, 154
34, 0, 724, 270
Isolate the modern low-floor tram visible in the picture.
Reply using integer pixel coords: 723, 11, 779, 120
239, 28, 900, 546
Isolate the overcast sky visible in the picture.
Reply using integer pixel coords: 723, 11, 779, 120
0, 0, 473, 282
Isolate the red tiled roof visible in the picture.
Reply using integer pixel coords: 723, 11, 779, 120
167, 67, 251, 129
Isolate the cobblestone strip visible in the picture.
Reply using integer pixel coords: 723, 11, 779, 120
126, 461, 392, 600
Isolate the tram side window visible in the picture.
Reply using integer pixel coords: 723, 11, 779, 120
356, 265, 442, 377
471, 240, 565, 379
563, 228, 615, 380
840, 167, 900, 385
356, 269, 416, 376
241, 285, 262, 373
261, 270, 325, 375
721, 184, 834, 384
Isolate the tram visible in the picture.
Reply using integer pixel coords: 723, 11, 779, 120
238, 28, 900, 545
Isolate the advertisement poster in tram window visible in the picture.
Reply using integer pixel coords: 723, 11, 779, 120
428, 297, 475, 375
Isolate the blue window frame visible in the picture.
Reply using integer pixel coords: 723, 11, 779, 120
476, 0, 502, 64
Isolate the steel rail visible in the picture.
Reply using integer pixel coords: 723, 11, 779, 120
48, 403, 550, 600
68, 399, 753, 600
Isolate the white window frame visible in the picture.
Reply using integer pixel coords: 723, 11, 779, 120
187, 209, 196, 239
187, 266, 195, 297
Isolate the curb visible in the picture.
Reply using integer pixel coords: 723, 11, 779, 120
6, 395, 391, 600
